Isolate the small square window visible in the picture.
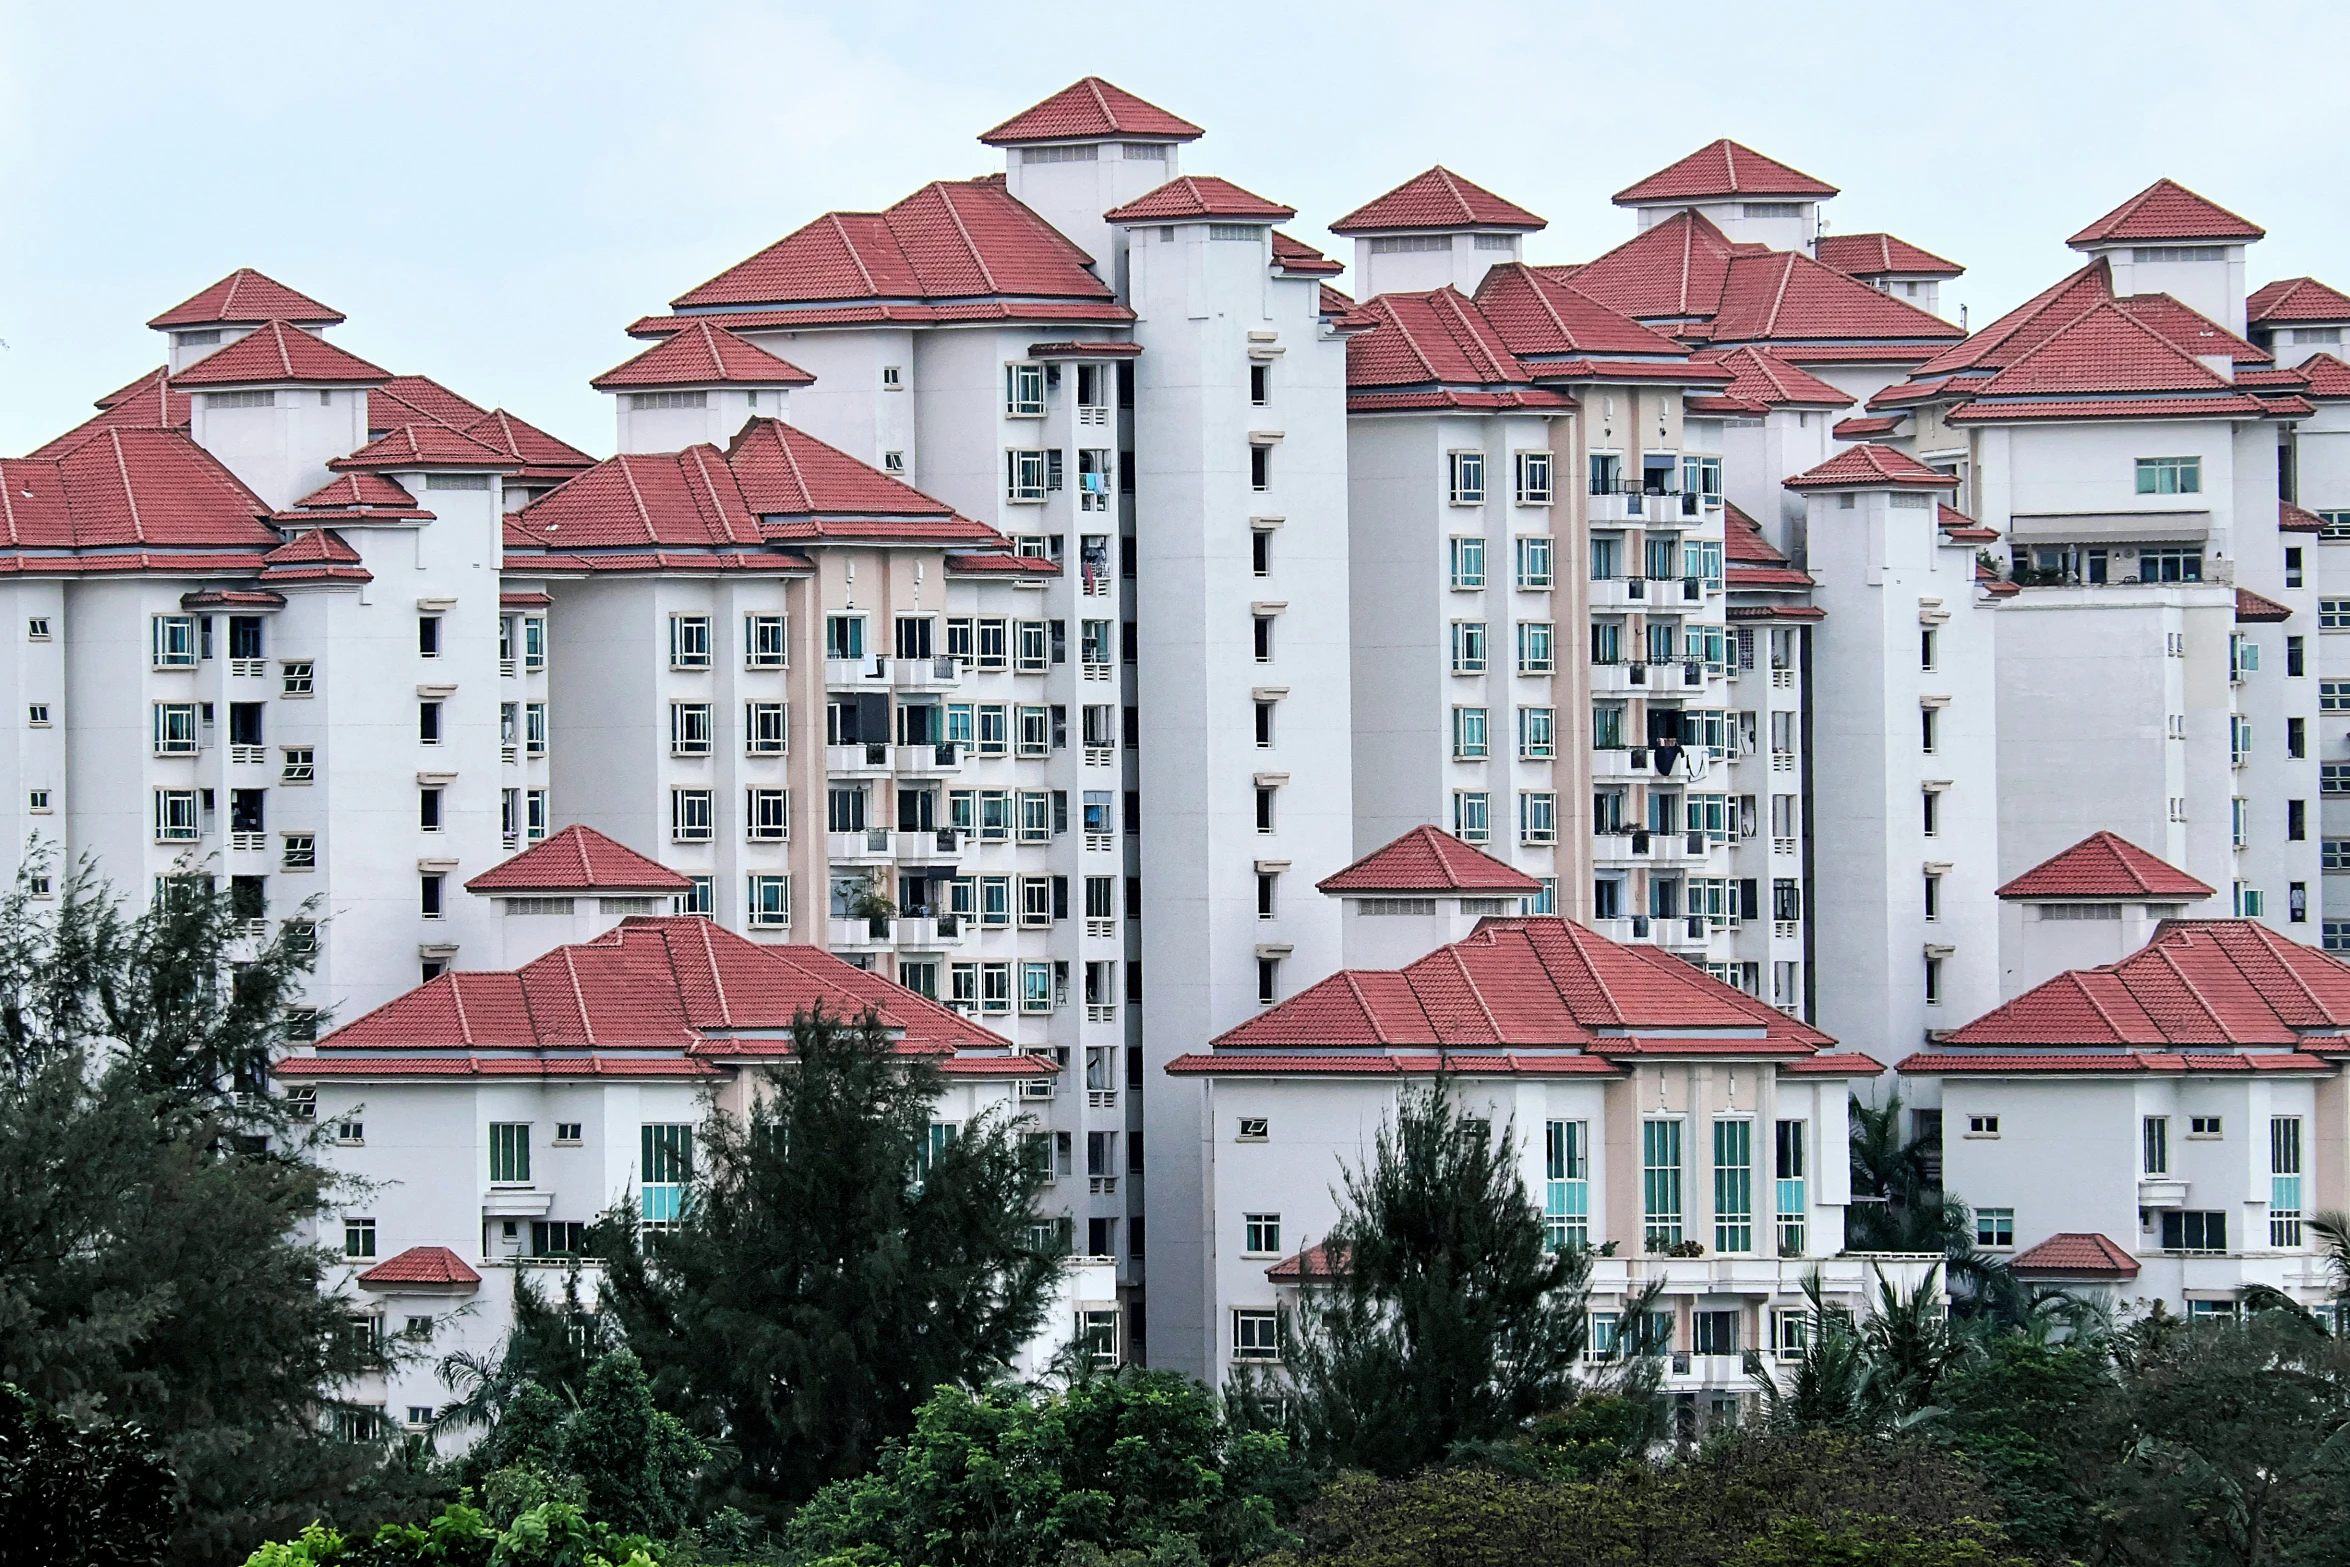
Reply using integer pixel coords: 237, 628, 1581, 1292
553, 1122, 584, 1145
2189, 1116, 2223, 1138
1243, 1213, 1281, 1255
1965, 1114, 2000, 1137
1974, 1208, 2014, 1249
1237, 1117, 1269, 1142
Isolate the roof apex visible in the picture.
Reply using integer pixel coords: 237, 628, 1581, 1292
978, 77, 1203, 146
1318, 825, 1544, 894
1612, 139, 1838, 205
2068, 178, 2264, 249
1329, 166, 1546, 236
1785, 442, 1960, 490
149, 268, 345, 330
466, 825, 694, 894
1995, 831, 2217, 900
590, 320, 816, 391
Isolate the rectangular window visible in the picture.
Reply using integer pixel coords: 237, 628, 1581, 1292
1516, 621, 1554, 673
1007, 449, 1049, 502
640, 1124, 693, 1228
745, 873, 789, 927
1243, 1213, 1281, 1255
1450, 621, 1487, 673
489, 1124, 531, 1185
824, 615, 865, 661
1544, 1120, 1589, 1251
2272, 1117, 2304, 1247
1451, 706, 1488, 760
1453, 790, 1490, 843
344, 1218, 377, 1259
153, 789, 200, 842
1774, 1120, 1807, 1255
2143, 1115, 2169, 1175
1713, 1119, 1753, 1253
1519, 790, 1557, 844
153, 702, 199, 755
671, 789, 713, 841
1515, 535, 1553, 588
746, 788, 788, 840
152, 615, 198, 668
745, 613, 786, 668
1975, 1208, 2015, 1249
670, 615, 712, 668
2135, 455, 2202, 495
1515, 450, 1554, 506
1448, 450, 1486, 505
1005, 361, 1045, 416
1448, 536, 1486, 588
976, 620, 1009, 671
2160, 1209, 2227, 1252
1642, 1119, 1682, 1248
1232, 1310, 1281, 1361
670, 702, 713, 756
1519, 706, 1555, 759
746, 701, 787, 754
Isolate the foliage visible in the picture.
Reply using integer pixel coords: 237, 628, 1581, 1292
594, 1007, 1061, 1519
444, 1349, 705, 1538
437, 1268, 620, 1449
1754, 1267, 1964, 1435
1845, 1096, 2026, 1321
784, 1370, 1308, 1567
0, 1380, 178, 1566
1260, 1430, 2030, 1567
1939, 1335, 2110, 1558
1258, 1079, 1593, 1475
238, 1498, 661, 1567
0, 853, 416, 1564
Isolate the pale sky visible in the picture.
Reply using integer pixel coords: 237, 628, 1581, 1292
4, 0, 2347, 461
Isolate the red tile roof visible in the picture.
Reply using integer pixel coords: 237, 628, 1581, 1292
24, 371, 193, 460
274, 472, 432, 523
1833, 415, 1903, 438
626, 300, 1134, 337
2008, 1233, 2139, 1280
977, 77, 1202, 145
1318, 825, 1543, 894
149, 269, 345, 329
1938, 502, 1998, 543
1723, 502, 1788, 565
1201, 916, 1831, 1055
310, 916, 1007, 1058
1956, 302, 2244, 404
1940, 920, 2350, 1049
2068, 178, 2264, 247
1814, 233, 1963, 279
725, 419, 1005, 542
1344, 289, 1570, 408
1995, 831, 2214, 900
670, 178, 1116, 312
1694, 345, 1853, 411
1320, 284, 1357, 317
2236, 587, 2293, 623
355, 1246, 481, 1288
1901, 1051, 2332, 1076
369, 374, 487, 431
590, 320, 815, 390
1613, 140, 1837, 204
2282, 502, 2325, 533
466, 825, 692, 893
0, 429, 275, 555
1471, 264, 1694, 359
2248, 277, 2350, 325
1265, 1242, 1345, 1282
1708, 250, 1960, 347
459, 410, 597, 484
1104, 175, 1293, 223
1549, 210, 1737, 323
169, 321, 390, 387
508, 446, 765, 559
2292, 353, 2350, 399
2115, 294, 2268, 365
329, 424, 521, 472
1944, 395, 2272, 425
1784, 443, 1959, 490
1270, 231, 1344, 276
1330, 167, 1545, 235
1025, 340, 1144, 358
945, 550, 1060, 576
259, 528, 370, 585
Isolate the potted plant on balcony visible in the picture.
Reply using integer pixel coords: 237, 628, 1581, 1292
847, 877, 897, 939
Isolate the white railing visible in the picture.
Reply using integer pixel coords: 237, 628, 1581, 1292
228, 744, 266, 765
1089, 1087, 1117, 1107
1084, 745, 1114, 767
1087, 1006, 1116, 1026
502, 745, 519, 765
229, 832, 267, 852
1085, 917, 1116, 938
1771, 836, 1797, 857
228, 658, 266, 678
1085, 832, 1115, 852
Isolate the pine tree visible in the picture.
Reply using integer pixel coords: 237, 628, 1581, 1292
593, 1005, 1060, 1517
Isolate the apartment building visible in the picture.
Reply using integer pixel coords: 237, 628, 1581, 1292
1172, 824, 1935, 1406
277, 891, 1118, 1436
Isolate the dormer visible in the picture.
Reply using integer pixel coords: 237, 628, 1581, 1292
171, 321, 388, 509
980, 77, 1204, 297
2247, 277, 2350, 368
464, 825, 694, 967
1993, 831, 2218, 998
324, 424, 523, 559
1329, 167, 1546, 301
148, 268, 345, 373
2068, 179, 2262, 338
1611, 139, 1836, 253
591, 322, 816, 454
1814, 233, 1965, 320
1317, 825, 1543, 970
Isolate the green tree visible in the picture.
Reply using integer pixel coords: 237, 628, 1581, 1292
786, 1370, 1306, 1567
1940, 1333, 2111, 1559
1262, 1079, 1593, 1476
0, 1380, 177, 1567
0, 855, 404, 1563
595, 1007, 1059, 1518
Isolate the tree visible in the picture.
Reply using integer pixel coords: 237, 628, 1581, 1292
786, 1370, 1309, 1567
1755, 1268, 1966, 1436
1940, 1333, 2112, 1559
1263, 1078, 1593, 1476
0, 1381, 177, 1567
0, 855, 406, 1563
1845, 1096, 2023, 1320
594, 1006, 1060, 1518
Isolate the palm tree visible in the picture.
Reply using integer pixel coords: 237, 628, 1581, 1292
2309, 1210, 2350, 1309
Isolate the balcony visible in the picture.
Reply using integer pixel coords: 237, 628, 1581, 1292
825, 655, 891, 688
1588, 575, 1651, 609
827, 828, 894, 864
826, 743, 893, 776
227, 744, 267, 766
893, 829, 961, 864
893, 743, 960, 777
892, 656, 960, 692
228, 658, 268, 679
827, 916, 894, 949
895, 914, 965, 949
1589, 660, 1649, 694
1593, 828, 1717, 867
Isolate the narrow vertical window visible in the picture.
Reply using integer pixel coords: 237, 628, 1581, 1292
1712, 1119, 1752, 1253
1642, 1119, 1682, 1249
1774, 1120, 1807, 1255
1544, 1120, 1589, 1251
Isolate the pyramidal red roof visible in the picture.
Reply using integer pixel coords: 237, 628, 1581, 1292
978, 77, 1202, 146
1997, 832, 2216, 900
591, 320, 815, 390
1344, 289, 1549, 403
1975, 301, 2237, 397
0, 428, 275, 552
1471, 264, 1692, 358
508, 446, 765, 555
1814, 233, 1963, 279
1319, 825, 1542, 894
2008, 1233, 2139, 1280
459, 410, 597, 481
25, 371, 192, 460
369, 374, 487, 431
1271, 231, 1344, 276
1613, 140, 1837, 205
149, 269, 344, 329
725, 419, 1004, 542
1695, 345, 1853, 410
329, 423, 520, 472
1104, 175, 1293, 223
2249, 276, 2350, 325
356, 1246, 481, 1287
259, 527, 370, 584
2069, 178, 2263, 247
274, 472, 431, 524
2116, 294, 2267, 365
2296, 353, 2350, 399
1330, 167, 1545, 236
169, 321, 390, 387
1785, 443, 1959, 490
1938, 920, 2350, 1049
1723, 502, 1787, 565
467, 825, 692, 893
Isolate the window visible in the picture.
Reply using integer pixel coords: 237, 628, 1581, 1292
1543, 1121, 1589, 1251
153, 789, 199, 842
344, 1218, 377, 1259
2290, 719, 2307, 760
1249, 363, 1270, 406
1451, 706, 1488, 760
626, 389, 704, 410
1921, 706, 1939, 753
281, 833, 316, 870
670, 702, 713, 756
1519, 791, 1556, 844
420, 873, 444, 919
1450, 621, 1487, 673
745, 613, 786, 668
1448, 536, 1485, 589
1453, 790, 1490, 843
1774, 1120, 1807, 1254
152, 615, 198, 668
671, 789, 713, 841
1448, 450, 1486, 505
1517, 621, 1554, 673
1256, 955, 1279, 1006
824, 615, 866, 661
746, 701, 786, 755
280, 659, 314, 697
2141, 546, 2204, 583
1966, 1114, 1999, 1137
418, 786, 443, 832
1922, 788, 1940, 837
2325, 601, 2350, 632
26, 617, 49, 640
670, 614, 712, 668
1515, 535, 1552, 588
2189, 1115, 2223, 1138
1007, 449, 1049, 502
640, 1124, 692, 1229
1515, 450, 1554, 506
747, 874, 790, 927
1237, 1117, 1269, 1142
490, 1124, 531, 1185
746, 788, 788, 840
1243, 1213, 1281, 1255
1519, 706, 1555, 759
1233, 1310, 1280, 1361
1713, 1119, 1753, 1253
417, 615, 442, 658
2135, 456, 2201, 495
2143, 1115, 2169, 1175
417, 700, 443, 744
2328, 764, 2350, 796
2272, 1117, 2304, 1247
1975, 1208, 2014, 1249
153, 701, 199, 755
1254, 700, 1275, 749
2160, 1210, 2227, 1252
1255, 785, 1276, 834
1251, 527, 1272, 577
1005, 361, 1045, 417
1642, 1120, 1682, 1248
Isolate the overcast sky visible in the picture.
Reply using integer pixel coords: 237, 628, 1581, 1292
5, 0, 2347, 460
